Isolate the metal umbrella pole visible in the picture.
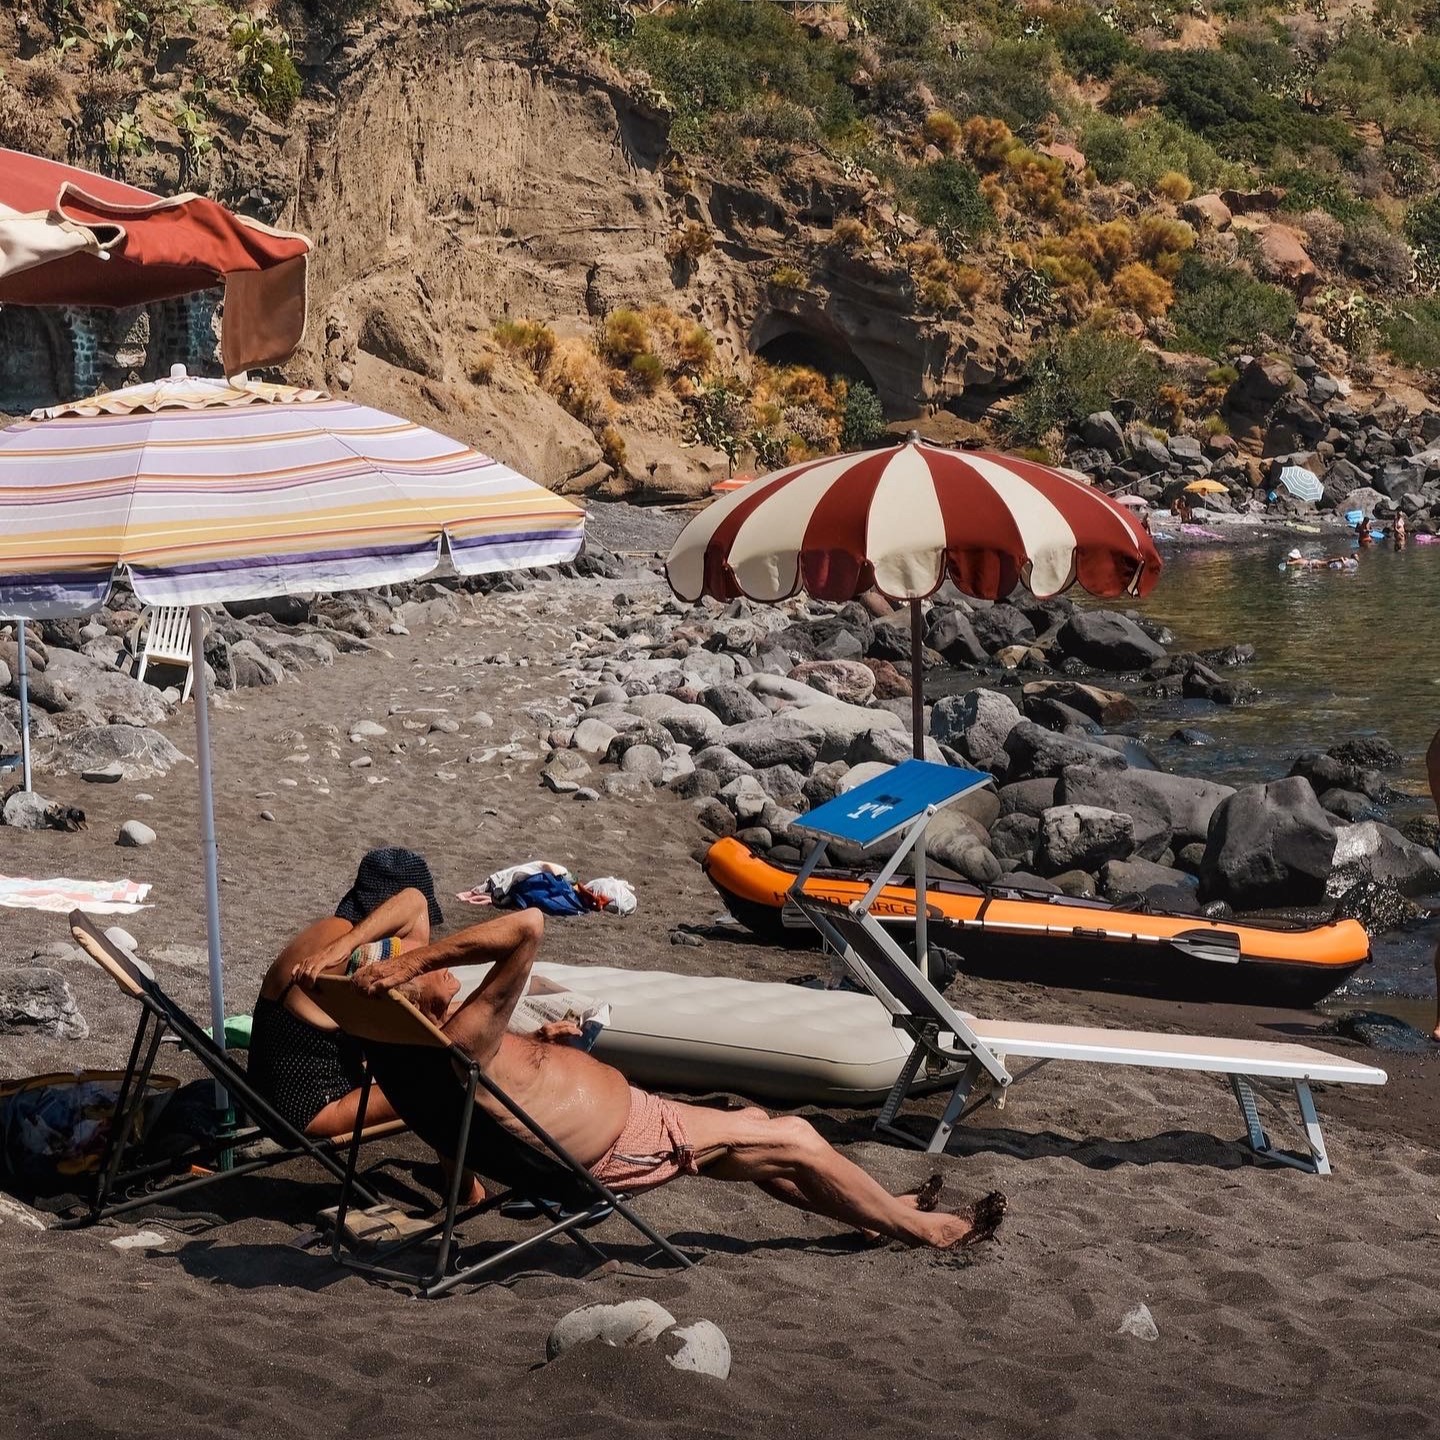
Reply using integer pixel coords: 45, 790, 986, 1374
188, 606, 228, 1114
16, 617, 31, 792
908, 598, 928, 979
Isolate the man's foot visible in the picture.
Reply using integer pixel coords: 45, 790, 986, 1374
925, 1190, 1007, 1250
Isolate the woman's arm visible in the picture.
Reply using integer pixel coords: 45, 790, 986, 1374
291, 888, 430, 988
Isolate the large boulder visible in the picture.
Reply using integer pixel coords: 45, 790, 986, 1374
1327, 822, 1440, 898
867, 612, 915, 663
701, 683, 770, 727
997, 778, 1057, 817
787, 659, 876, 706
657, 704, 725, 751
1002, 720, 1127, 782
930, 689, 1021, 769
776, 612, 872, 663
926, 610, 987, 667
970, 604, 1035, 654
0, 967, 87, 1039
744, 674, 832, 709
1199, 777, 1336, 908
1020, 680, 1137, 727
721, 713, 825, 770
39, 650, 170, 727
845, 727, 943, 767
797, 702, 904, 762
1036, 805, 1134, 875
920, 810, 1002, 886
1056, 612, 1167, 671
52, 725, 186, 780
1059, 765, 1235, 855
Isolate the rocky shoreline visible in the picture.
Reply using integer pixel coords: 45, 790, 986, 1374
7, 504, 1439, 952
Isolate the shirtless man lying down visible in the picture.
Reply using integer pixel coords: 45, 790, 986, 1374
299, 895, 1006, 1250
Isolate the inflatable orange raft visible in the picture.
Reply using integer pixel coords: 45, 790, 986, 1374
703, 838, 1371, 1007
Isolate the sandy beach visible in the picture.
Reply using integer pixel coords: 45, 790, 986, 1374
2, 519, 1438, 1440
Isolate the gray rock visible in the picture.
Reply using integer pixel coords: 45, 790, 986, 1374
696, 798, 737, 837
1318, 787, 1382, 822
41, 649, 171, 728
81, 763, 126, 784
1037, 805, 1134, 874
620, 744, 665, 782
601, 773, 656, 801
1002, 721, 1127, 782
572, 717, 621, 754
845, 726, 943, 767
671, 768, 722, 800
226, 639, 287, 688
349, 720, 388, 741
838, 761, 895, 792
605, 725, 675, 763
245, 630, 338, 674
998, 778, 1058, 818
923, 811, 1002, 885
1200, 777, 1336, 908
658, 704, 725, 751
970, 604, 1035, 654
722, 713, 825, 770
117, 820, 156, 847
1059, 765, 1235, 854
1327, 821, 1440, 898
692, 746, 754, 783
1020, 680, 1137, 726
719, 774, 768, 823
2, 791, 56, 831
736, 825, 773, 850
1080, 410, 1126, 455
930, 689, 1022, 769
926, 610, 986, 667
54, 726, 186, 781
1057, 612, 1167, 671
756, 763, 807, 803
1099, 857, 1198, 902
990, 813, 1040, 862
1051, 869, 1098, 898
744, 674, 832, 709
546, 1299, 676, 1361
803, 761, 852, 808
543, 751, 592, 789
701, 683, 770, 727
787, 659, 876, 705
573, 786, 600, 802
0, 967, 87, 1039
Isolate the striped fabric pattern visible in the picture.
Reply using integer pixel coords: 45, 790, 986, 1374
0, 375, 585, 618
666, 439, 1161, 604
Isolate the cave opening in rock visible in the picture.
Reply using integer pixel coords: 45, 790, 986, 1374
752, 322, 879, 396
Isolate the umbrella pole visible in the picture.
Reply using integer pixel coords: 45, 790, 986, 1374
16, 618, 32, 793
188, 606, 229, 1113
909, 599, 924, 760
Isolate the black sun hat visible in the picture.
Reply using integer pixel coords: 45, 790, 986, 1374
335, 847, 444, 928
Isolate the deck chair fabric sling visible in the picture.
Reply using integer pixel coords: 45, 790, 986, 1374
309, 975, 695, 1299
65, 911, 395, 1225
135, 606, 195, 703
789, 891, 1387, 1176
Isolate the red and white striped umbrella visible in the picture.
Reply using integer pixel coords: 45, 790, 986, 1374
665, 435, 1162, 756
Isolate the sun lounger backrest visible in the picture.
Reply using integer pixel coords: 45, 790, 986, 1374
309, 976, 449, 1048
70, 912, 161, 1001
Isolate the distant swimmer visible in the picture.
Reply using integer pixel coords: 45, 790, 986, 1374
1356, 516, 1374, 547
1394, 512, 1407, 548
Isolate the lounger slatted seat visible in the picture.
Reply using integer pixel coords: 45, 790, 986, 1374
135, 605, 195, 703
309, 975, 696, 1299
789, 891, 1387, 1176
66, 912, 398, 1225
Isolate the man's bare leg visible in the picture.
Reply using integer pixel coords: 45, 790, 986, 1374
676, 1105, 1003, 1249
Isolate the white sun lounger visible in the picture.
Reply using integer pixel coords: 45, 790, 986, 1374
136, 605, 195, 702
789, 890, 1387, 1176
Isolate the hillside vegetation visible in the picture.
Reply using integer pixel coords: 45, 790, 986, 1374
3, 0, 1440, 479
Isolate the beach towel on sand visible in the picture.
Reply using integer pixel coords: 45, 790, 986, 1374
0, 875, 150, 914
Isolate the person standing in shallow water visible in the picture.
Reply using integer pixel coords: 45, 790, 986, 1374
1431, 730, 1440, 1042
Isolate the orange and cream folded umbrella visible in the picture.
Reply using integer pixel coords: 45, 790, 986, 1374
0, 148, 310, 373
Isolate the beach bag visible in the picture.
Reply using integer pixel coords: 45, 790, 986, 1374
0, 1070, 177, 1193
508, 871, 587, 916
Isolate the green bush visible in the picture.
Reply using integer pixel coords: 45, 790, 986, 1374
1270, 168, 1375, 225
839, 381, 887, 450
946, 38, 1057, 131
1051, 9, 1135, 80
900, 156, 994, 248
1404, 196, 1440, 254
1383, 297, 1440, 368
1170, 255, 1297, 356
1080, 112, 1236, 193
1011, 330, 1162, 442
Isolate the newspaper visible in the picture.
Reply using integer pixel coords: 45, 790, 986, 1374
508, 988, 610, 1047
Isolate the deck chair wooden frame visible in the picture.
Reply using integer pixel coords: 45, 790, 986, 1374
788, 891, 1387, 1176
310, 976, 696, 1299
136, 605, 195, 703
65, 912, 398, 1227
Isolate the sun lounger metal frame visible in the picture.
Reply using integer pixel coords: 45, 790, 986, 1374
310, 975, 696, 1299
65, 912, 395, 1226
787, 890, 1387, 1176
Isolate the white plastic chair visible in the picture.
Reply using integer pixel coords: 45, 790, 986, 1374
135, 605, 195, 702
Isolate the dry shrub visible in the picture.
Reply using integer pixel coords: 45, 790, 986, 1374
1136, 215, 1196, 278
1110, 261, 1174, 318
1154, 170, 1193, 202
665, 220, 713, 265
918, 276, 955, 311
544, 337, 614, 428
599, 308, 651, 365
492, 319, 556, 374
22, 63, 66, 108
768, 263, 807, 293
641, 306, 716, 378
1094, 219, 1136, 274
921, 109, 962, 152
630, 352, 665, 391
961, 116, 1014, 171
1297, 209, 1344, 269
952, 264, 986, 300
831, 215, 871, 251
599, 424, 627, 470
0, 85, 48, 156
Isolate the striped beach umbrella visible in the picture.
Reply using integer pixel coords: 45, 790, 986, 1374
0, 367, 585, 1056
666, 434, 1161, 756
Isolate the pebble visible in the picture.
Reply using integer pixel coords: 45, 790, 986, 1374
670, 929, 704, 947
278, 779, 299, 789
117, 820, 156, 847
350, 756, 373, 770
547, 1300, 676, 1361
573, 787, 600, 802
134, 792, 153, 803
349, 721, 388, 741
109, 1230, 168, 1250
104, 927, 138, 952
429, 717, 460, 734
285, 753, 311, 764
260, 810, 275, 822
81, 764, 125, 784
1117, 1304, 1159, 1342
666, 1320, 731, 1380
468, 711, 494, 728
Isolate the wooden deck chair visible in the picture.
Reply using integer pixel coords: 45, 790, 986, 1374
64, 912, 399, 1226
309, 975, 696, 1299
788, 891, 1387, 1176
135, 606, 195, 702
